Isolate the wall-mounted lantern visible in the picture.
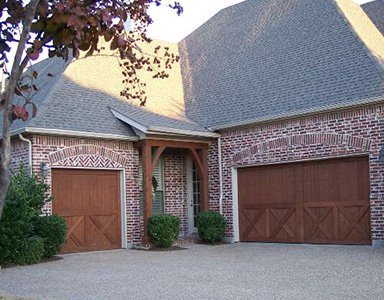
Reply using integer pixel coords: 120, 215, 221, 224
40, 162, 49, 179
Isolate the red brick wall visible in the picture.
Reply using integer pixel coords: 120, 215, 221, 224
210, 104, 384, 242
163, 153, 188, 235
10, 137, 30, 174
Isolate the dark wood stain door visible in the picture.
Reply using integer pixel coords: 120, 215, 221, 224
52, 169, 121, 253
238, 156, 371, 245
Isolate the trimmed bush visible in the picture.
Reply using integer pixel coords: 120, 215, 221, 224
148, 214, 181, 248
13, 236, 45, 265
0, 166, 67, 265
35, 215, 67, 258
197, 211, 227, 244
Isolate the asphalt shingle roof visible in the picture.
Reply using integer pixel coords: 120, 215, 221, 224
4, 0, 384, 137
178, 0, 384, 129
5, 40, 211, 138
362, 0, 384, 35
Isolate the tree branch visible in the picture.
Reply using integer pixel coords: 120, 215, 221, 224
0, 0, 41, 219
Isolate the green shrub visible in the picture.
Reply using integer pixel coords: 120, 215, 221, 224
197, 211, 227, 244
35, 215, 67, 258
0, 166, 66, 265
148, 214, 181, 248
13, 236, 45, 265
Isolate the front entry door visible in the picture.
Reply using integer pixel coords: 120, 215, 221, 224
187, 157, 201, 234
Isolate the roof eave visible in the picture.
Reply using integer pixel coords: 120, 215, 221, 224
147, 126, 220, 138
9, 127, 138, 141
210, 96, 384, 131
111, 107, 220, 139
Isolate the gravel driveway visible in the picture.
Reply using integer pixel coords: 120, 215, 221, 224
0, 243, 383, 300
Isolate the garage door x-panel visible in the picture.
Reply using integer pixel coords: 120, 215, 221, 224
238, 157, 370, 244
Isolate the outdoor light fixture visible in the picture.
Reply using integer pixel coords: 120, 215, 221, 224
379, 146, 384, 163
40, 162, 49, 179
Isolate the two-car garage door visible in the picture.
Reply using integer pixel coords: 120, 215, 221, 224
52, 169, 122, 253
238, 156, 371, 245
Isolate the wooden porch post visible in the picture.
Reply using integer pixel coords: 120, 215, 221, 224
141, 140, 153, 245
200, 148, 209, 211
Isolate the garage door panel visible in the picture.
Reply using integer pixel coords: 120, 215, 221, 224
240, 207, 300, 242
52, 169, 121, 253
338, 206, 371, 243
62, 215, 86, 252
240, 208, 267, 241
238, 156, 370, 245
269, 208, 298, 241
304, 206, 336, 242
239, 165, 296, 205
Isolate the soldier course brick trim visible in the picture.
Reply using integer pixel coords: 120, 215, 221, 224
48, 144, 130, 167
231, 133, 371, 164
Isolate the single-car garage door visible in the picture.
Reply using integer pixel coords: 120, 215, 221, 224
52, 169, 122, 253
238, 156, 370, 244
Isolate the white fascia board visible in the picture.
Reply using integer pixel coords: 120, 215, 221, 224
110, 108, 149, 134
21, 127, 138, 141
147, 126, 221, 138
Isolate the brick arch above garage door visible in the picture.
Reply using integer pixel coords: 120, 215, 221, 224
49, 144, 129, 167
231, 133, 371, 164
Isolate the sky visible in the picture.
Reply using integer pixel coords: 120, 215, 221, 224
147, 0, 245, 42
146, 0, 375, 42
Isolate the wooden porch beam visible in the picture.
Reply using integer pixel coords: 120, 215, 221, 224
151, 146, 166, 174
146, 139, 208, 150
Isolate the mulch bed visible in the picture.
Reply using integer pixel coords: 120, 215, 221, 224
0, 256, 62, 269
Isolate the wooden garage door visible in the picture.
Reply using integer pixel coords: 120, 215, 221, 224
52, 169, 121, 253
238, 156, 371, 244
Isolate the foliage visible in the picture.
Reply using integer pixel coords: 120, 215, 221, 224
148, 214, 180, 248
34, 215, 67, 258
12, 236, 45, 265
0, 166, 66, 265
197, 211, 227, 244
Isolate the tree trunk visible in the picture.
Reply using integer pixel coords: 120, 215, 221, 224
0, 0, 40, 221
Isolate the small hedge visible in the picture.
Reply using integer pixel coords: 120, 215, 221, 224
13, 236, 45, 265
0, 166, 67, 265
34, 215, 67, 258
148, 214, 181, 248
197, 211, 227, 244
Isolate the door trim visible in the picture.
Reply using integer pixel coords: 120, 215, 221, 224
232, 167, 240, 242
50, 167, 127, 249
186, 156, 195, 234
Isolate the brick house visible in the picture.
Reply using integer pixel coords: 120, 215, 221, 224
4, 0, 384, 252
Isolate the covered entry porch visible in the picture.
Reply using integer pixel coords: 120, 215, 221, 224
135, 139, 210, 245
